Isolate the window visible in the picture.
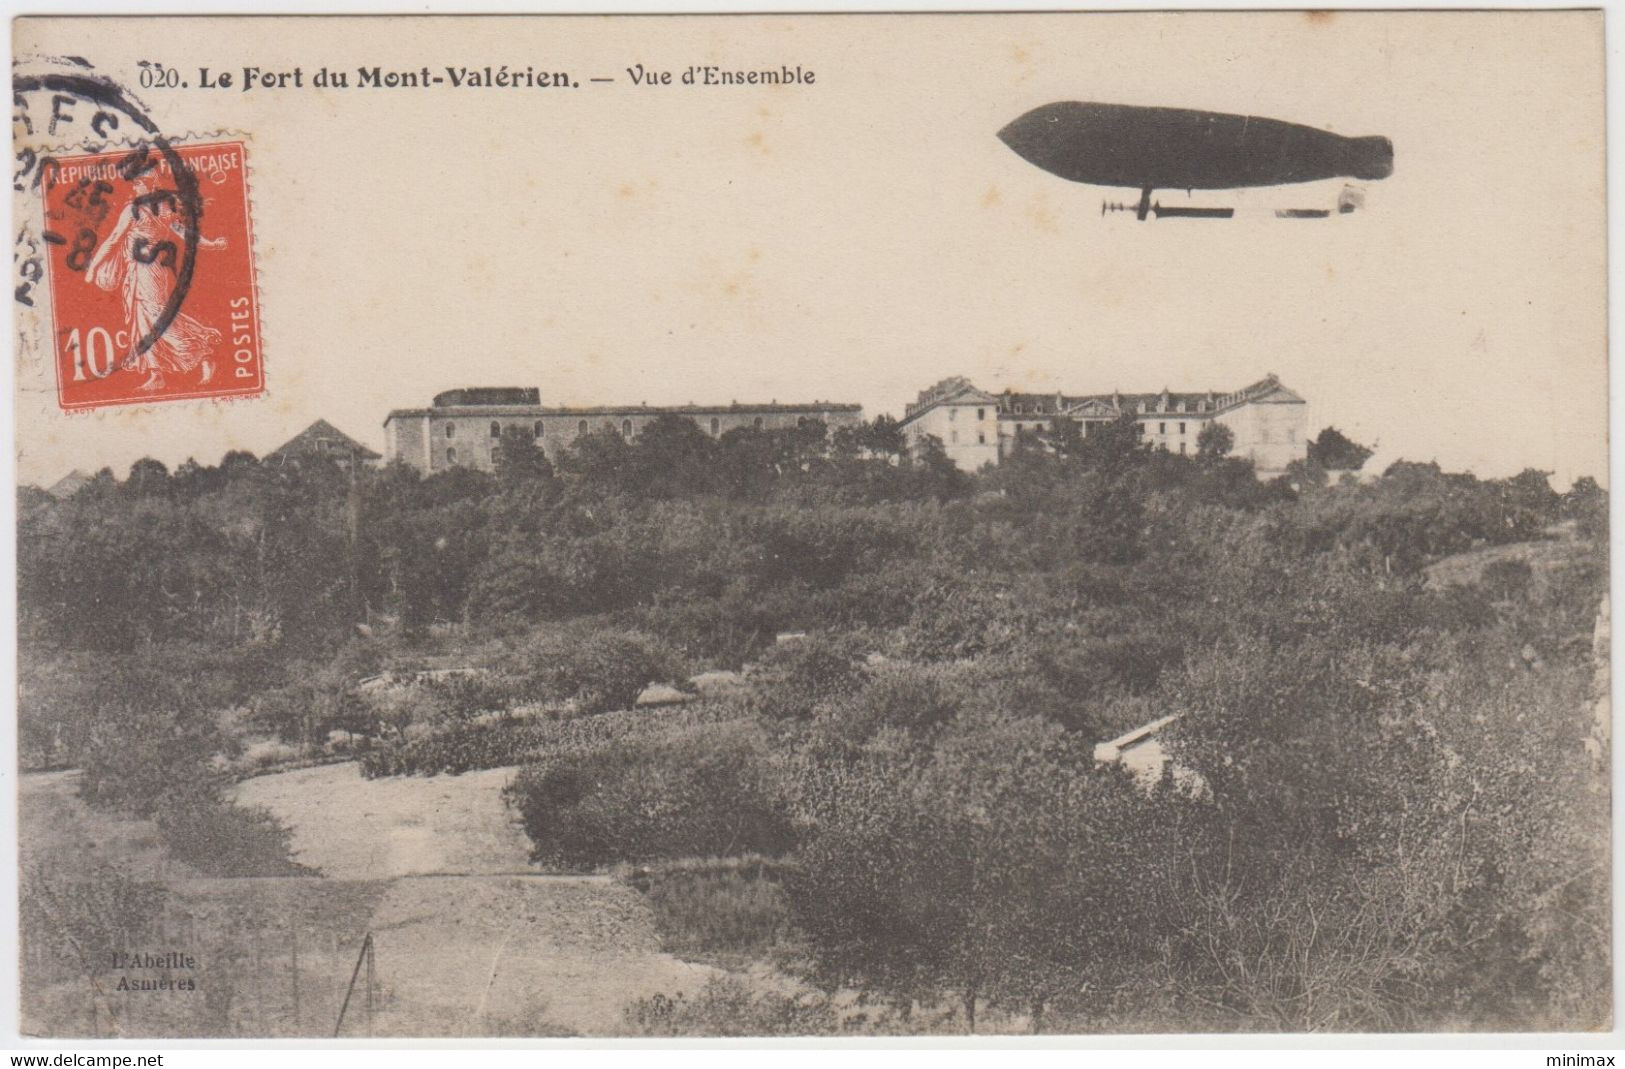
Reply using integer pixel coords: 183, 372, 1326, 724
949, 408, 958, 422
534, 420, 544, 438
978, 432, 986, 444
1179, 442, 1187, 455
490, 421, 502, 439
950, 429, 959, 444
1015, 404, 1025, 414
316, 438, 331, 452
578, 420, 588, 435
622, 419, 633, 437
753, 416, 764, 430
1179, 422, 1186, 434
977, 408, 985, 421
710, 417, 720, 435
1159, 422, 1166, 434
446, 448, 457, 464
444, 423, 456, 439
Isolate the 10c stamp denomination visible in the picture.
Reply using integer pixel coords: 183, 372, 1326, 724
40, 139, 262, 409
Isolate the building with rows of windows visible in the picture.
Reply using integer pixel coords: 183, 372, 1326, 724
899, 373, 1308, 478
383, 387, 864, 474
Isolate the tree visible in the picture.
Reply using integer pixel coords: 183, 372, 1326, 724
1308, 426, 1374, 471
1075, 412, 1142, 471
493, 423, 557, 487
1494, 468, 1561, 535
1043, 416, 1085, 459
1195, 422, 1234, 458
1562, 475, 1608, 542
627, 413, 717, 497
220, 449, 260, 478
558, 427, 636, 497
905, 435, 970, 501
860, 415, 908, 460
124, 456, 170, 497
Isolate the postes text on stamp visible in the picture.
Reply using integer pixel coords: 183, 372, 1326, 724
41, 139, 262, 409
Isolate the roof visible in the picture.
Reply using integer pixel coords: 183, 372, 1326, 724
903, 374, 1303, 426
268, 419, 382, 462
433, 387, 541, 407
384, 400, 863, 424
899, 377, 1002, 425
1005, 375, 1303, 418
46, 469, 91, 499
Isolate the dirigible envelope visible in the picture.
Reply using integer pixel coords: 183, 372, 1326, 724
997, 102, 1393, 191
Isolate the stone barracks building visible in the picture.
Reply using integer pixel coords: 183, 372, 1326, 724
384, 387, 864, 474
899, 373, 1308, 478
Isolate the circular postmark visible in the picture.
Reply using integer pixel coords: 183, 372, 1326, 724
14, 60, 204, 363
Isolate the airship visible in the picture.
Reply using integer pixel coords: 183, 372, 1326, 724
997, 102, 1393, 220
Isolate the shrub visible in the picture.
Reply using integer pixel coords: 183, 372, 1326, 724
359, 718, 523, 777
21, 865, 165, 987
233, 737, 300, 774
629, 592, 777, 668
622, 975, 838, 1037
154, 796, 312, 877
750, 632, 869, 721
1481, 557, 1534, 601
505, 719, 793, 869
806, 662, 967, 746
359, 696, 747, 778
508, 627, 680, 715
625, 856, 797, 966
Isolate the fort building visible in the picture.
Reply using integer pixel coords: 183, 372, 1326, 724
899, 373, 1308, 478
384, 387, 864, 474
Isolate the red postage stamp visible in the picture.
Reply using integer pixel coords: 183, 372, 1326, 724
40, 140, 263, 410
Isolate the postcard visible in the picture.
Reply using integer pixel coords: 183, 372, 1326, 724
11, 11, 1610, 1040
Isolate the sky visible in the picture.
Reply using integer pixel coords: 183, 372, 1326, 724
12, 12, 1608, 487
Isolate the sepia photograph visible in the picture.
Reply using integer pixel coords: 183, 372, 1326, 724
7, 8, 1613, 1045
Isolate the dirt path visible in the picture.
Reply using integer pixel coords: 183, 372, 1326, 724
364, 875, 715, 1036
231, 762, 714, 1036
234, 763, 533, 879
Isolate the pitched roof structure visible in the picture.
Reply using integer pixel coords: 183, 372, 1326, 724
46, 469, 91, 499
899, 377, 1004, 424
267, 419, 382, 464
904, 374, 1303, 425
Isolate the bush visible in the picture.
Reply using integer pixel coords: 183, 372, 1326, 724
21, 864, 165, 987
630, 592, 778, 668
360, 696, 748, 778
505, 719, 793, 869
622, 975, 839, 1037
508, 627, 680, 715
625, 856, 797, 966
359, 717, 525, 777
1481, 557, 1534, 601
232, 737, 301, 774
803, 662, 967, 748
750, 632, 870, 721
154, 796, 312, 877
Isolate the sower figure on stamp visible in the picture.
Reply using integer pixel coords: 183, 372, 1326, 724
85, 177, 228, 391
